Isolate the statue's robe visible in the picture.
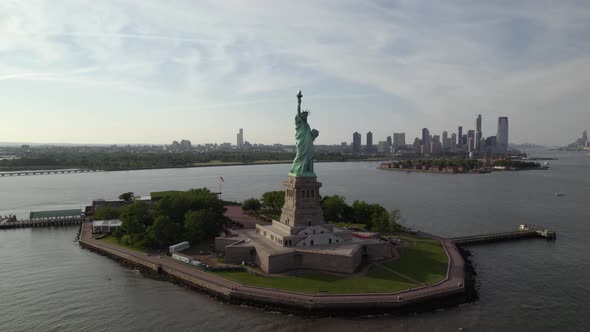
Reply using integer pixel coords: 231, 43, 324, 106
290, 113, 318, 176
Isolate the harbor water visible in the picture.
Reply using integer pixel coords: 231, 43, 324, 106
0, 150, 589, 331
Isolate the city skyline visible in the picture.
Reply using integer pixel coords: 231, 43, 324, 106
2, 1, 590, 146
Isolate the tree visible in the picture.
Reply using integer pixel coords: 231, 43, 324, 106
154, 188, 224, 224
119, 201, 152, 245
94, 205, 120, 220
352, 200, 373, 227
369, 206, 398, 234
321, 195, 351, 222
371, 208, 400, 234
146, 216, 183, 248
119, 192, 134, 203
184, 209, 227, 243
241, 198, 261, 212
261, 191, 285, 213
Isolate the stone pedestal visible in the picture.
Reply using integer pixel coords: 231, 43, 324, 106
279, 175, 325, 231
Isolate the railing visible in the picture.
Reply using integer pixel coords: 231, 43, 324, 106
452, 227, 556, 245
0, 169, 101, 177
0, 217, 84, 229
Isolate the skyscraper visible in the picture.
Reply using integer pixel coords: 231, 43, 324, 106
352, 132, 362, 154
467, 130, 475, 152
442, 131, 449, 151
393, 132, 406, 148
431, 135, 442, 155
451, 133, 457, 151
497, 117, 509, 152
458, 126, 463, 145
476, 114, 482, 150
422, 128, 430, 155
413, 138, 422, 153
366, 132, 373, 153
236, 128, 244, 148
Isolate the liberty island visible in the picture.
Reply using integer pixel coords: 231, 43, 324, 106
71, 91, 467, 314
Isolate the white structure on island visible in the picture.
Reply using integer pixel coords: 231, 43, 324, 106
92, 219, 122, 233
169, 241, 190, 253
172, 252, 192, 264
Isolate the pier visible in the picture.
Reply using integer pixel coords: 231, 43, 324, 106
0, 209, 85, 230
0, 169, 101, 177
451, 225, 556, 245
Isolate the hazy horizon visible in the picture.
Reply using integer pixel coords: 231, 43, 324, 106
2, 1, 590, 146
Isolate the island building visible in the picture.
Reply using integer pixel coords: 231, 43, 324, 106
216, 92, 394, 274
92, 219, 122, 233
458, 126, 463, 145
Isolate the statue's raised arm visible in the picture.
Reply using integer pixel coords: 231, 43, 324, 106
297, 90, 303, 115
290, 90, 319, 177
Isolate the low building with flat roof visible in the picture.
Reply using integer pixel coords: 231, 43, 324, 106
169, 241, 190, 253
92, 219, 122, 233
172, 252, 192, 264
30, 209, 82, 221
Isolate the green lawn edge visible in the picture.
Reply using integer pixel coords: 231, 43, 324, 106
214, 266, 418, 294
100, 235, 147, 253
383, 236, 448, 284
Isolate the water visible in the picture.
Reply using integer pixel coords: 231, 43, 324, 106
1, 150, 589, 331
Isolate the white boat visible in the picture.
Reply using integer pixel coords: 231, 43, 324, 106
555, 192, 565, 197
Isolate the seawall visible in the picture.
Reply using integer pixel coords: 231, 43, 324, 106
79, 222, 467, 314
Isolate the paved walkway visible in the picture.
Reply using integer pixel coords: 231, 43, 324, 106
80, 222, 466, 310
373, 262, 425, 285
224, 206, 259, 229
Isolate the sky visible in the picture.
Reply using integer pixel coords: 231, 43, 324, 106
1, 0, 590, 146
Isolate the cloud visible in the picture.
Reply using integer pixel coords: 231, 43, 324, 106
1, 0, 590, 144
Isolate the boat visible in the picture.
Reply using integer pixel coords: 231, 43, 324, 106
555, 192, 565, 197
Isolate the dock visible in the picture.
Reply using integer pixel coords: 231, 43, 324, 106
0, 209, 85, 230
451, 225, 556, 245
0, 169, 101, 177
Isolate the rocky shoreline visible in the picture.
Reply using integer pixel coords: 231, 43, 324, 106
79, 238, 477, 316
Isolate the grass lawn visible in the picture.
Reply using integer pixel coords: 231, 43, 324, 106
383, 236, 448, 284
100, 235, 146, 253
333, 222, 368, 229
214, 266, 417, 294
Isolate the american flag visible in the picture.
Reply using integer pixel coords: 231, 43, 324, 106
219, 176, 224, 182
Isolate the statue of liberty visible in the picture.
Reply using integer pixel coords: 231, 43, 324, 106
289, 90, 319, 177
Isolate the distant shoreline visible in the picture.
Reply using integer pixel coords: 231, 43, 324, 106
0, 158, 388, 174
378, 165, 549, 175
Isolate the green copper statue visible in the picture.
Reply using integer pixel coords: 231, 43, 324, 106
289, 90, 319, 177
